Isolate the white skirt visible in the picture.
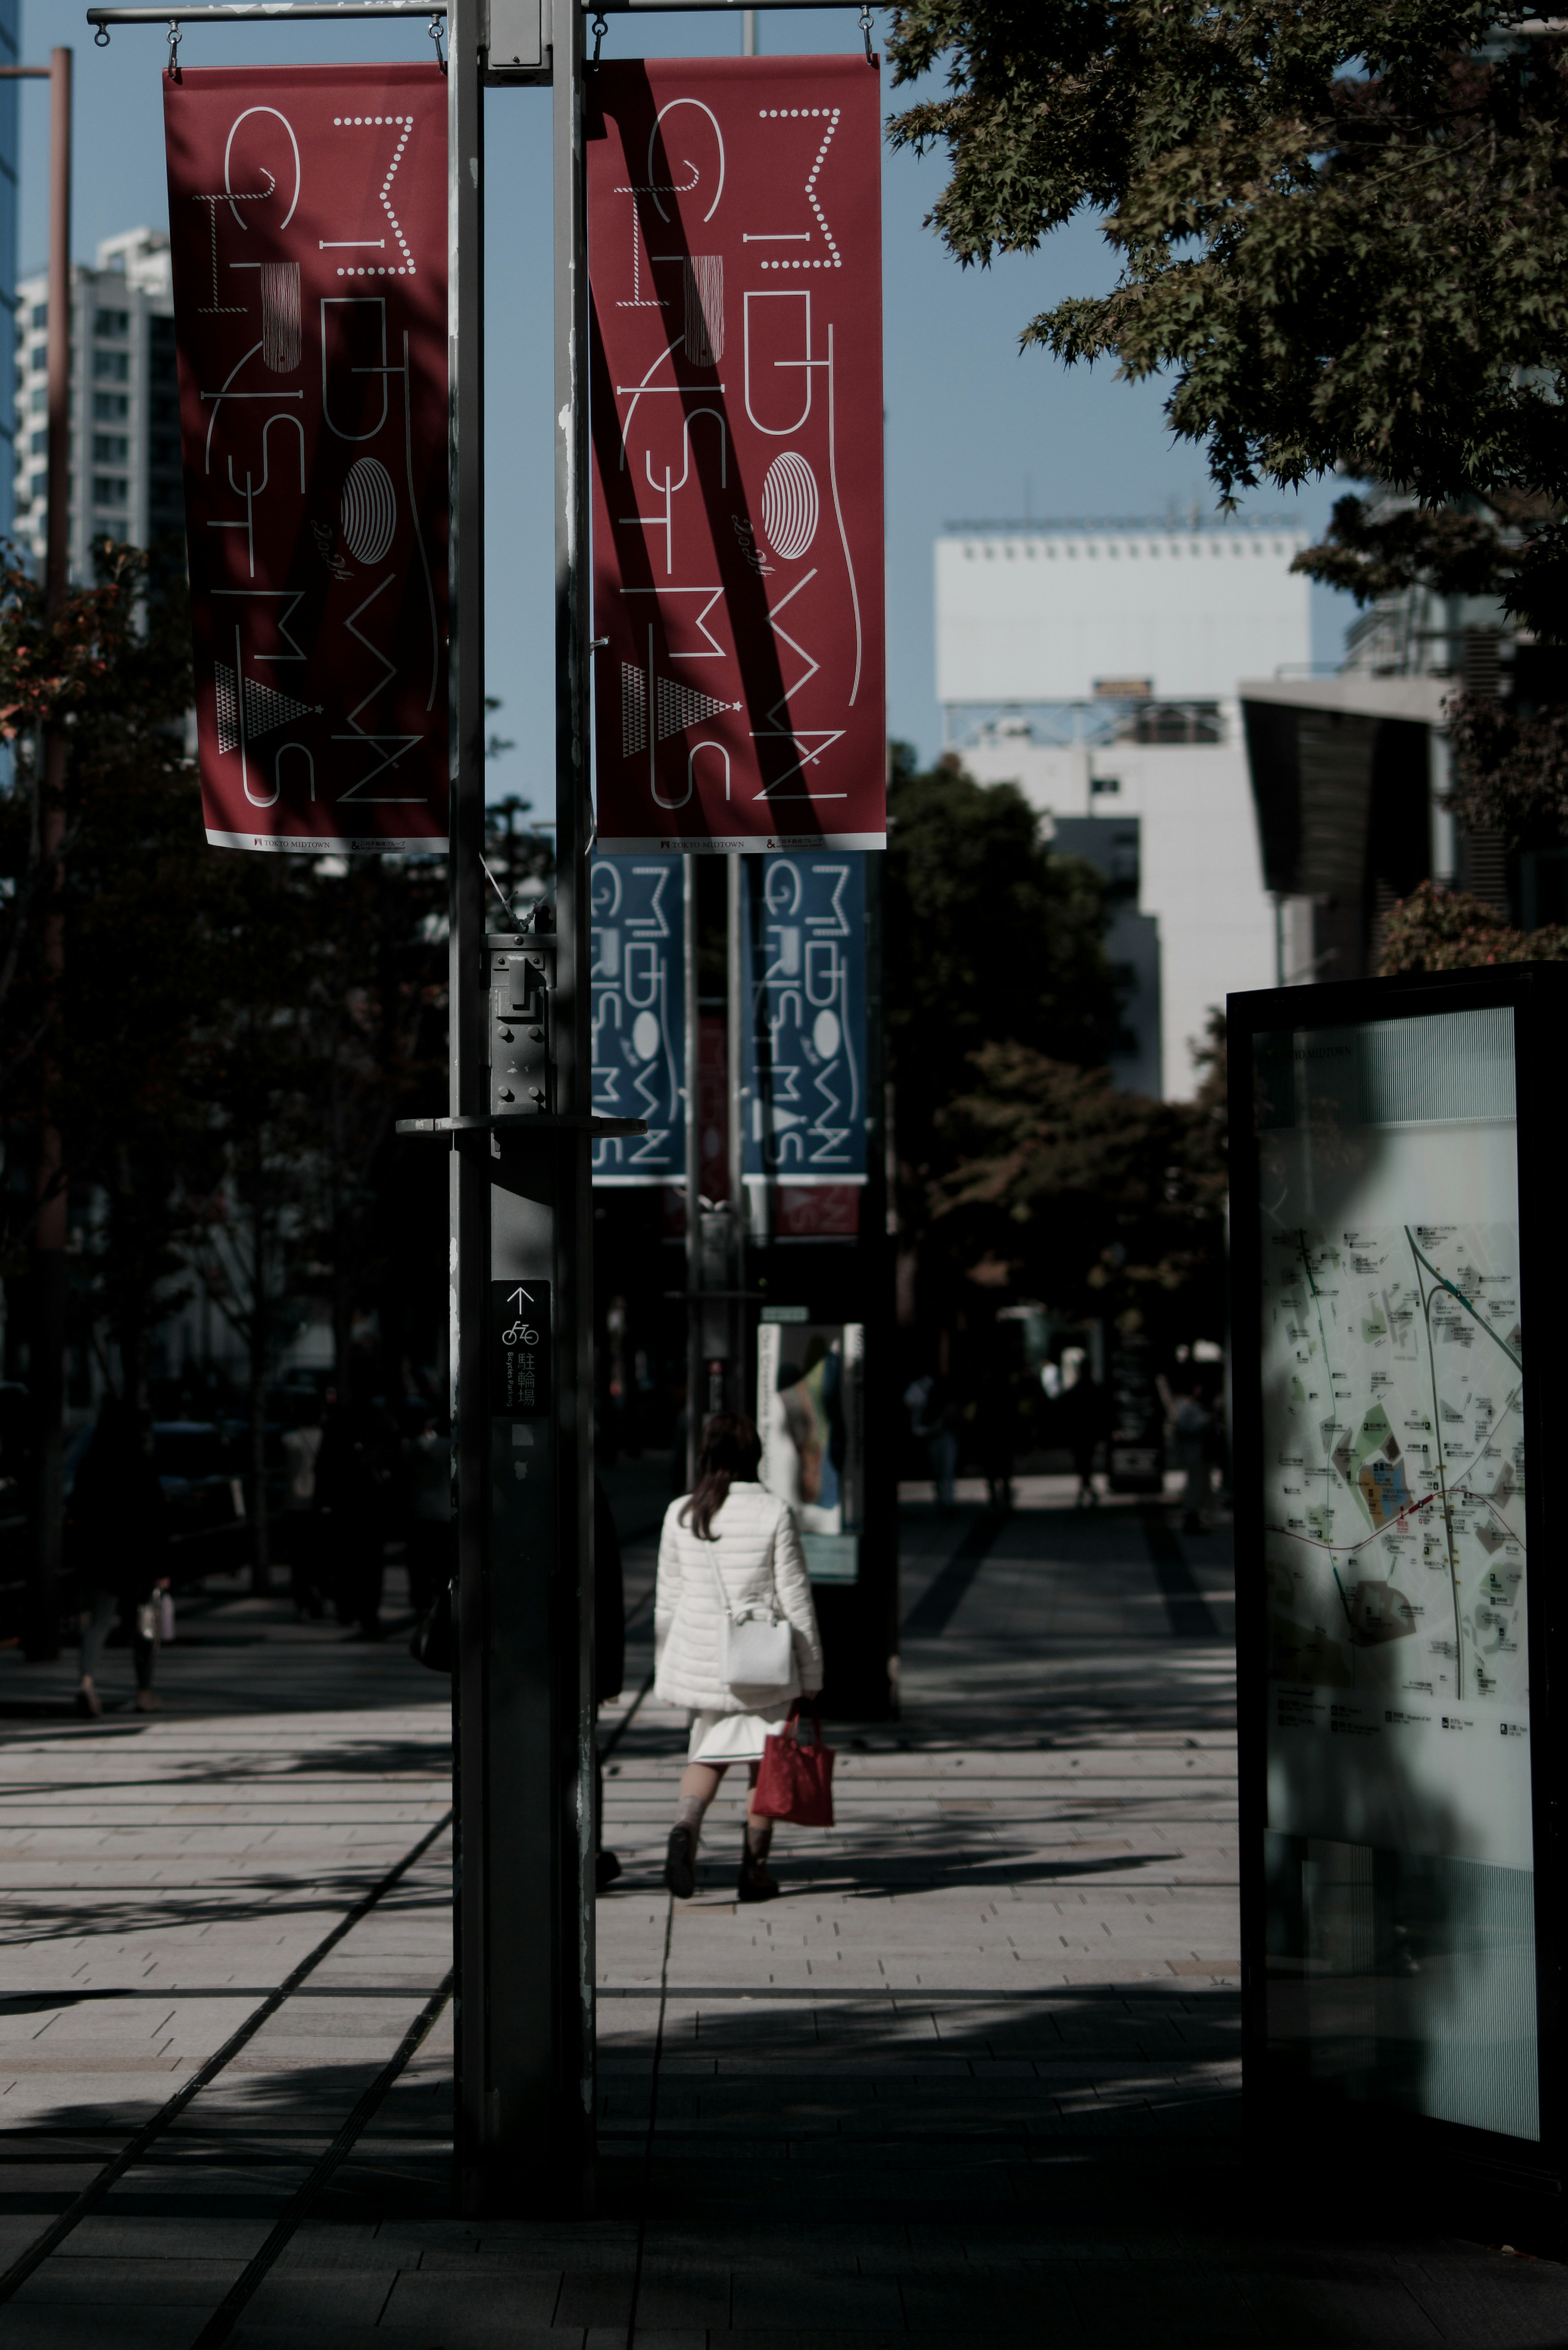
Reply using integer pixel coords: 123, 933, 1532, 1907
687, 1704, 793, 1763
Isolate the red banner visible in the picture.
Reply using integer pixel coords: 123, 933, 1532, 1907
163, 65, 448, 852
589, 57, 885, 853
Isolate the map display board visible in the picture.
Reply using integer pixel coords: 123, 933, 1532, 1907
587, 57, 885, 853
589, 854, 685, 1184
164, 65, 448, 852
1253, 1005, 1539, 2141
740, 852, 866, 1183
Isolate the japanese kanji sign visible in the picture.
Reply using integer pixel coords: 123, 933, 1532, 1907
164, 65, 449, 852
588, 57, 885, 853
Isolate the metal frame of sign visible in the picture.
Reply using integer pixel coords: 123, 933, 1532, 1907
1229, 961, 1568, 2227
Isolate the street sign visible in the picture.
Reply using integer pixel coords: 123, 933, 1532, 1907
490, 1280, 551, 1419
740, 851, 866, 1182
590, 852, 686, 1182
588, 56, 885, 852
164, 64, 449, 851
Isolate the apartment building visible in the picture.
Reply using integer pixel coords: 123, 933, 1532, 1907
12, 227, 182, 576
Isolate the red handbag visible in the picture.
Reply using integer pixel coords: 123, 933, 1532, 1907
753, 1701, 835, 1827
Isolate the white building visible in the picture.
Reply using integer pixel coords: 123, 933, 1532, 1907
934, 520, 1313, 1100
12, 227, 182, 577
935, 522, 1313, 713
958, 714, 1274, 1101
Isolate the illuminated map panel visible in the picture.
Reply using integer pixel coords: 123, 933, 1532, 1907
1254, 1007, 1537, 2142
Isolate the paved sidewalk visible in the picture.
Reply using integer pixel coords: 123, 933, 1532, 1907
1, 1501, 1568, 2343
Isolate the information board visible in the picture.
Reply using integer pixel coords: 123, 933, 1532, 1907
741, 852, 866, 1183
1251, 1004, 1537, 2141
164, 65, 449, 852
590, 854, 686, 1183
588, 56, 885, 852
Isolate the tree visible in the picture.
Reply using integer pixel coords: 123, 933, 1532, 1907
925, 1013, 1228, 1347
1379, 878, 1568, 970
883, 745, 1122, 1192
0, 544, 234, 1407
885, 3, 1568, 631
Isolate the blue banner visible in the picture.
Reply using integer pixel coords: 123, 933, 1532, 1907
742, 855, 867, 1182
590, 854, 686, 1184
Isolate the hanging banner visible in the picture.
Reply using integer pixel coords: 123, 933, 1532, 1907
163, 65, 448, 852
741, 852, 867, 1184
590, 852, 686, 1182
588, 57, 885, 854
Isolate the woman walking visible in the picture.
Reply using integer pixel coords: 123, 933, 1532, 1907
656, 1413, 823, 1904
68, 1398, 170, 1718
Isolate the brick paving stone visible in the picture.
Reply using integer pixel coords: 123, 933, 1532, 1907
1, 1503, 1566, 2346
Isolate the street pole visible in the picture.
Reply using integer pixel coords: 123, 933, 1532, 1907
684, 856, 700, 1484
451, 0, 596, 2214
11, 46, 72, 1661
742, 7, 757, 51
446, 0, 491, 2210
726, 854, 745, 1419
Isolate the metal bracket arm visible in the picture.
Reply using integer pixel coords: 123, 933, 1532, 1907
396, 1112, 647, 1136
88, 3, 445, 24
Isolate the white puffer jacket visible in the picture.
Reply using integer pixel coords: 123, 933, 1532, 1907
654, 1480, 824, 1714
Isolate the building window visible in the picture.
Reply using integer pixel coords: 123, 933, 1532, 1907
93, 391, 128, 422
92, 350, 129, 383
29, 303, 44, 332
94, 308, 129, 340
28, 344, 45, 373
149, 435, 180, 468
150, 394, 178, 427
29, 429, 45, 456
92, 433, 128, 464
92, 475, 128, 507
28, 385, 43, 413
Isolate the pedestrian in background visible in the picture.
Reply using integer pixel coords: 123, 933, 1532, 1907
1056, 1356, 1111, 1509
316, 1385, 393, 1639
281, 1397, 325, 1622
68, 1398, 170, 1718
904, 1372, 960, 1512
595, 1476, 625, 1892
655, 1413, 822, 1904
399, 1411, 453, 1622
1169, 1376, 1214, 1536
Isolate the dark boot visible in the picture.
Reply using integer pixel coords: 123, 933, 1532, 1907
737, 1819, 779, 1904
664, 1822, 697, 1899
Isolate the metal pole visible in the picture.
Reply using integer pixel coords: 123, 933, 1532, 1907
742, 7, 757, 49
448, 0, 490, 2210
726, 854, 745, 1418
457, 0, 595, 2215
27, 45, 71, 1663
548, 0, 597, 2209
684, 855, 699, 1485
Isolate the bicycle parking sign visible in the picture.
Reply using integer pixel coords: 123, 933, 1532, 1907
491, 1280, 551, 1418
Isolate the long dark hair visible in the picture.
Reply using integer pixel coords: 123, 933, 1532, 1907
681, 1412, 762, 1541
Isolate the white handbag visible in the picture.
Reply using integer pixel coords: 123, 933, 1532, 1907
712, 1535, 794, 1691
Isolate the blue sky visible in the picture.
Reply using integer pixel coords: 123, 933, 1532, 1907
16, 0, 1357, 810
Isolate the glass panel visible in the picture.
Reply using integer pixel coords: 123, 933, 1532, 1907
1256, 1007, 1537, 2139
